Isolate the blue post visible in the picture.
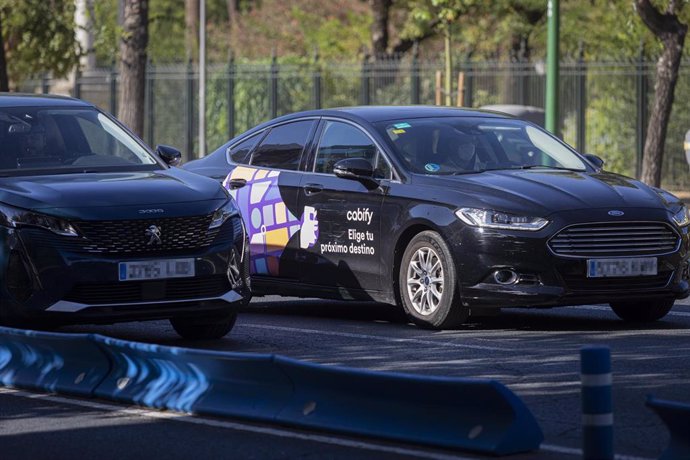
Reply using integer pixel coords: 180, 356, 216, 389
580, 346, 614, 460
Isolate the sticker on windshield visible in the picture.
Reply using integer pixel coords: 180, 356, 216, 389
392, 129, 406, 134
425, 163, 440, 172
394, 122, 412, 129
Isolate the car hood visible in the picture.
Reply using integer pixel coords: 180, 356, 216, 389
0, 168, 228, 219
413, 169, 680, 216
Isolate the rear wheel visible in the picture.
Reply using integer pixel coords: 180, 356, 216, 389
398, 231, 468, 329
609, 299, 674, 322
170, 311, 237, 339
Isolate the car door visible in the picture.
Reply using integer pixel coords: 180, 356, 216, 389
297, 119, 393, 292
225, 119, 317, 279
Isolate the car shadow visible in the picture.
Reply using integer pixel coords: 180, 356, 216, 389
242, 297, 689, 333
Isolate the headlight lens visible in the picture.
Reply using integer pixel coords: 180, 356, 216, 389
672, 207, 690, 227
209, 198, 240, 229
0, 203, 78, 236
456, 207, 548, 231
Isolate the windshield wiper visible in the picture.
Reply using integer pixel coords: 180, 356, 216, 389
517, 165, 586, 171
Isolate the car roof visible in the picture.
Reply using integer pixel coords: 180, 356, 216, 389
326, 105, 510, 122
0, 93, 94, 108
241, 105, 513, 137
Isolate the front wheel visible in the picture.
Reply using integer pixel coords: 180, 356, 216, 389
398, 231, 468, 329
609, 299, 674, 322
170, 311, 237, 339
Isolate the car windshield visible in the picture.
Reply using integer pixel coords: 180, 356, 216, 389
375, 117, 588, 175
0, 106, 159, 176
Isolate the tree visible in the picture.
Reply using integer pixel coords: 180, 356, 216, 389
635, 0, 688, 187
118, 0, 149, 138
0, 11, 8, 92
0, 0, 80, 90
185, 0, 199, 60
408, 1, 475, 105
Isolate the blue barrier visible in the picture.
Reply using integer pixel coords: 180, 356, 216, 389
275, 356, 543, 455
646, 396, 690, 460
0, 326, 543, 456
91, 335, 293, 417
0, 326, 110, 396
580, 345, 614, 460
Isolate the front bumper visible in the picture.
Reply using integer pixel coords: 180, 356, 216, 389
446, 209, 690, 308
0, 215, 251, 324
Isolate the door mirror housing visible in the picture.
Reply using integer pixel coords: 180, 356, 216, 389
584, 153, 604, 169
333, 158, 375, 182
156, 145, 182, 167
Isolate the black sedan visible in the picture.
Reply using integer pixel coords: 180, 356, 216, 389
184, 106, 689, 329
0, 94, 250, 338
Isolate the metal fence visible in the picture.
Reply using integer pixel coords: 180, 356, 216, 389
19, 55, 690, 190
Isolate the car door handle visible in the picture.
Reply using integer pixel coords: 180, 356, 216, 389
304, 183, 323, 196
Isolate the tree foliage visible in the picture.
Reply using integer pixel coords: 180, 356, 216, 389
0, 0, 80, 87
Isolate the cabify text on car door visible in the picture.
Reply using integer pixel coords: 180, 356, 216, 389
296, 119, 394, 293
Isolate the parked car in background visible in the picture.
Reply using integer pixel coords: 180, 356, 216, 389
184, 106, 689, 329
0, 94, 250, 339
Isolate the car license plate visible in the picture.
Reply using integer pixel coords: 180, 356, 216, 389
119, 258, 195, 281
587, 258, 657, 278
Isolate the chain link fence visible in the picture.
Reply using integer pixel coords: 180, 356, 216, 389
19, 56, 690, 190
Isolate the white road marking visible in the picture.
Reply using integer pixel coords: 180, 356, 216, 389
575, 305, 690, 318
1, 388, 655, 460
238, 324, 511, 351
0, 387, 480, 460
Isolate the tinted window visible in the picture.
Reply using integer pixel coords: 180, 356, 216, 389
250, 120, 313, 170
315, 121, 392, 179
0, 107, 158, 173
227, 132, 262, 165
375, 117, 587, 175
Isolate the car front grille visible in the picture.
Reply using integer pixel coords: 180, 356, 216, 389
561, 271, 674, 292
74, 215, 217, 254
548, 222, 680, 257
64, 275, 231, 304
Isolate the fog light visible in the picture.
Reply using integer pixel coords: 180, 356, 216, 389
493, 269, 519, 285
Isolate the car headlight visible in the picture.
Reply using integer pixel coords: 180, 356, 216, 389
209, 198, 240, 229
672, 206, 690, 227
456, 207, 549, 231
0, 202, 78, 236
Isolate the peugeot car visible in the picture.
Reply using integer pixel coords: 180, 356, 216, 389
0, 94, 250, 339
184, 106, 689, 329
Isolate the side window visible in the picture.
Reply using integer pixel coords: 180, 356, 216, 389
315, 121, 391, 179
227, 132, 262, 165
250, 120, 314, 170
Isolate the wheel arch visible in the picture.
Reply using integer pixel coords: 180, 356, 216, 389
391, 221, 442, 306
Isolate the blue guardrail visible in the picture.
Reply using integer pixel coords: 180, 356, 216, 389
0, 326, 543, 456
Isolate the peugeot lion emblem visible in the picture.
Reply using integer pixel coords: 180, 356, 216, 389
608, 210, 625, 217
145, 225, 162, 245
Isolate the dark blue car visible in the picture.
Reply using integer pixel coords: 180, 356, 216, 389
0, 94, 250, 339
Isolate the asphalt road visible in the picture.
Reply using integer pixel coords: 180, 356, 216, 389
3, 296, 690, 459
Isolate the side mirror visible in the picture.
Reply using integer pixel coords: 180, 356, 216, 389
333, 157, 375, 181
156, 144, 182, 167
584, 153, 604, 169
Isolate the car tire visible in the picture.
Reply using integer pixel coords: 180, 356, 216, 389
609, 299, 674, 322
170, 311, 238, 339
398, 231, 468, 329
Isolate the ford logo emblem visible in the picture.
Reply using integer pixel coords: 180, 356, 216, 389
608, 210, 625, 217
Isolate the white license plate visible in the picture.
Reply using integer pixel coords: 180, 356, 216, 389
119, 258, 195, 281
587, 258, 657, 278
